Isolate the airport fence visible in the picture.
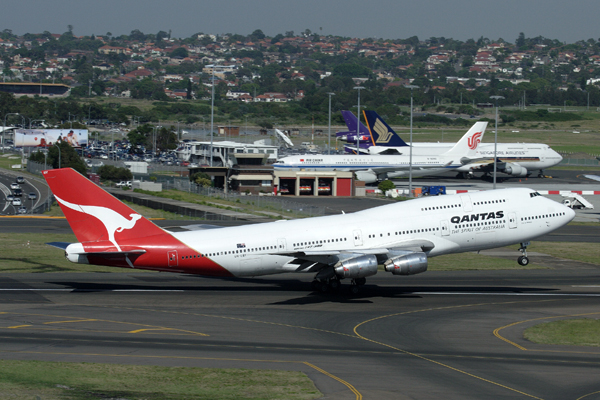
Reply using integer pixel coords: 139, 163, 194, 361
559, 158, 600, 166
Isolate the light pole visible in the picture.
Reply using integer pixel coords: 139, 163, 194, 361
405, 85, 419, 196
353, 86, 364, 155
490, 95, 504, 190
54, 141, 61, 169
327, 92, 334, 155
210, 65, 219, 167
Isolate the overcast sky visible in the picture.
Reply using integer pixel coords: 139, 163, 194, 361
2, 0, 598, 44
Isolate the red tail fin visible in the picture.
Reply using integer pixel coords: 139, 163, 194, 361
43, 168, 165, 251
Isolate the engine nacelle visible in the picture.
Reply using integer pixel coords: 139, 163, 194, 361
334, 255, 378, 279
504, 164, 527, 177
355, 170, 378, 183
384, 252, 428, 275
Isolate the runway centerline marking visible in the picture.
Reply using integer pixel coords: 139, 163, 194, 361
0, 311, 208, 336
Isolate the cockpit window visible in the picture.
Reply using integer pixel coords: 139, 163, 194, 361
529, 192, 542, 198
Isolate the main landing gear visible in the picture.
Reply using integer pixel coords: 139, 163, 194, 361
518, 242, 530, 266
311, 277, 366, 294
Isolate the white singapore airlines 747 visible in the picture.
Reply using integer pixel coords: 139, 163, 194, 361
44, 168, 574, 293
363, 110, 563, 179
274, 121, 488, 183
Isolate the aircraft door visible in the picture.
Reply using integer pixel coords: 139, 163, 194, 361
460, 195, 473, 212
440, 220, 450, 236
508, 212, 517, 229
353, 230, 363, 246
277, 238, 287, 251
167, 250, 178, 267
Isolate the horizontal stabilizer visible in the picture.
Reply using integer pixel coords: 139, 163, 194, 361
47, 242, 71, 250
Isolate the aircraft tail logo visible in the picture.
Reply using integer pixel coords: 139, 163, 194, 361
54, 195, 142, 252
468, 131, 483, 150
373, 118, 393, 144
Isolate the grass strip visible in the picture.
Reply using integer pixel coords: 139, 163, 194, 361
524, 319, 600, 347
0, 359, 321, 400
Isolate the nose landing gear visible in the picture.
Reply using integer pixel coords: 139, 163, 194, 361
518, 242, 530, 266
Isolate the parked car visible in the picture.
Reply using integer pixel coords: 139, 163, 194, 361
12, 198, 21, 206
28, 192, 37, 200
13, 188, 22, 197
17, 206, 27, 214
16, 176, 25, 184
10, 182, 20, 190
6, 195, 14, 202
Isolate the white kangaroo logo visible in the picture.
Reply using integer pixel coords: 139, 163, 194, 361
55, 195, 142, 252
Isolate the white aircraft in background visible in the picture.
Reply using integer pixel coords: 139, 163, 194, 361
273, 121, 487, 183
44, 168, 574, 293
362, 110, 563, 179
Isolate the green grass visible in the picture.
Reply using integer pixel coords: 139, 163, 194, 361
524, 319, 600, 347
0, 232, 153, 273
527, 242, 600, 265
0, 359, 321, 400
42, 197, 206, 220
427, 251, 546, 271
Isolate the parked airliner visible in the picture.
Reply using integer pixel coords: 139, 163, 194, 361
44, 168, 574, 293
274, 122, 487, 183
362, 110, 563, 178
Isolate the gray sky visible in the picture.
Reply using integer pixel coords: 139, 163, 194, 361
2, 0, 598, 43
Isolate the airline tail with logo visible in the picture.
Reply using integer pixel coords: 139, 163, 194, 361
43, 168, 230, 276
440, 121, 487, 158
363, 110, 409, 147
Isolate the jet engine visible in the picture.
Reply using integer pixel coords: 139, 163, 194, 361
384, 252, 427, 275
334, 255, 378, 279
355, 170, 378, 183
503, 164, 527, 177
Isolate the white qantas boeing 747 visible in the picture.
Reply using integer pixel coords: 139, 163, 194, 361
44, 168, 574, 293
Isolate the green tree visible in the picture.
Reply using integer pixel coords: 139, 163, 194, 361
47, 141, 87, 174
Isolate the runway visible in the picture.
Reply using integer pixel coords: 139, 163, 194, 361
1, 270, 600, 400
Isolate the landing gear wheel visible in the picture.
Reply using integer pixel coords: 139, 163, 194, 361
349, 285, 360, 295
329, 279, 340, 291
355, 277, 366, 286
311, 280, 320, 291
518, 242, 530, 266
518, 256, 529, 266
319, 282, 329, 293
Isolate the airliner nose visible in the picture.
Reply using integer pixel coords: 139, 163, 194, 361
566, 205, 576, 221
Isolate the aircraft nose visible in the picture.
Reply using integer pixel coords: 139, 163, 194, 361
555, 150, 563, 162
566, 206, 576, 221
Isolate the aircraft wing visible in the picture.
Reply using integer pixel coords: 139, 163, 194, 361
584, 174, 600, 182
275, 239, 435, 267
368, 161, 455, 174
